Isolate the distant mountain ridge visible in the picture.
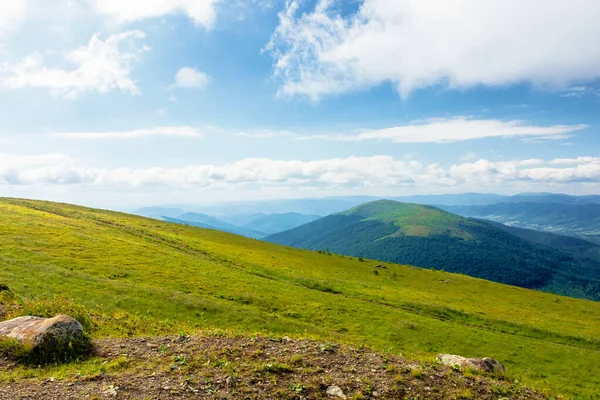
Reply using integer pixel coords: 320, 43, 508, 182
266, 200, 600, 301
442, 202, 600, 244
239, 213, 322, 235
133, 193, 600, 219
133, 209, 323, 238
161, 214, 265, 239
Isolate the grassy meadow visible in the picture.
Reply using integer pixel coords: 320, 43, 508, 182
0, 198, 599, 398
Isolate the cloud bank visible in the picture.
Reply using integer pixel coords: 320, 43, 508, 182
267, 0, 600, 99
302, 118, 586, 143
54, 126, 203, 140
2, 154, 600, 189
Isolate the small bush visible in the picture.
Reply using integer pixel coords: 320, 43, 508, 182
289, 354, 303, 366
410, 367, 423, 378
261, 361, 292, 374
0, 333, 92, 365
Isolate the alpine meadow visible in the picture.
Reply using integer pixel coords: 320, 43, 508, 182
1, 1, 600, 399
1, 198, 599, 399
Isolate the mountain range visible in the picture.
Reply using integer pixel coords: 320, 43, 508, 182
133, 208, 323, 238
442, 202, 600, 244
266, 200, 600, 301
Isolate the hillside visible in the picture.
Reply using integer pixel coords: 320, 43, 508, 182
441, 202, 600, 244
0, 198, 599, 398
266, 200, 600, 301
484, 220, 600, 263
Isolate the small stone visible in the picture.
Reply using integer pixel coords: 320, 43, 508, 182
326, 385, 346, 398
103, 385, 118, 397
226, 376, 237, 388
146, 343, 158, 349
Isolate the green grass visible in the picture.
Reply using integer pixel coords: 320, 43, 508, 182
0, 198, 599, 398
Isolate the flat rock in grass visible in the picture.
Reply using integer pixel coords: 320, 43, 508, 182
0, 314, 83, 352
326, 385, 346, 398
437, 354, 505, 374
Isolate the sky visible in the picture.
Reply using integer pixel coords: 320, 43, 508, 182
0, 0, 599, 209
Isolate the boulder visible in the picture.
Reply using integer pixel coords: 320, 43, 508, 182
437, 354, 505, 375
0, 314, 84, 355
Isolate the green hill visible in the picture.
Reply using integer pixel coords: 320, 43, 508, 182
266, 200, 600, 301
0, 198, 599, 398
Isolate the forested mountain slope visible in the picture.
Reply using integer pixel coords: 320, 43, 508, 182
266, 200, 600, 301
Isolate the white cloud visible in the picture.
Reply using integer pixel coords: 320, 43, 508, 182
236, 130, 297, 139
267, 0, 600, 99
0, 30, 147, 99
173, 67, 210, 89
460, 152, 479, 162
0, 0, 27, 36
54, 126, 203, 140
93, 0, 221, 29
3, 154, 600, 190
298, 118, 586, 143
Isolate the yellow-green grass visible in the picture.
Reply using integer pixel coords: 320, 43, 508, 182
0, 198, 599, 398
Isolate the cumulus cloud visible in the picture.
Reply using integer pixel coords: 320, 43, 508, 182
0, 0, 27, 36
173, 67, 210, 89
266, 0, 600, 99
54, 126, 203, 140
0, 30, 147, 99
2, 154, 600, 190
298, 118, 586, 143
93, 0, 221, 29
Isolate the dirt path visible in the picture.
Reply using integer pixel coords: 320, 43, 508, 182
0, 334, 546, 399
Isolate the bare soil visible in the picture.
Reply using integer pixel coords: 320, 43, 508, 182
0, 334, 547, 399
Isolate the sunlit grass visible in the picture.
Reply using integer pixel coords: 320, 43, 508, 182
0, 198, 599, 398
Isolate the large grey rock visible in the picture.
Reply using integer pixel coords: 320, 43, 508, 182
0, 314, 84, 353
437, 354, 505, 374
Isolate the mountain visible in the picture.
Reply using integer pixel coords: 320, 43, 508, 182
266, 200, 600, 301
442, 202, 600, 244
161, 213, 265, 239
1, 198, 599, 397
133, 193, 600, 220
238, 213, 323, 235
189, 196, 380, 217
483, 220, 600, 263
133, 206, 184, 218
391, 193, 508, 206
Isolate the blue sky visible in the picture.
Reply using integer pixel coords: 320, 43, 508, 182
0, 0, 599, 208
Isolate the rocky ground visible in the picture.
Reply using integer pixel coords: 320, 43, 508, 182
0, 334, 546, 399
